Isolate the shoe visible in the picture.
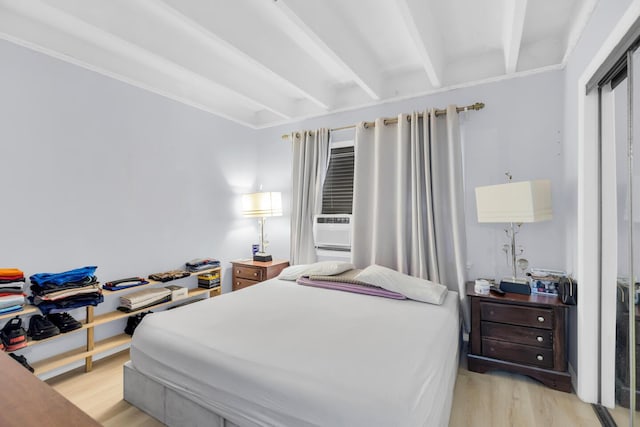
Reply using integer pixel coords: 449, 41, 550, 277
28, 314, 60, 340
8, 352, 34, 373
47, 312, 82, 333
1, 317, 27, 351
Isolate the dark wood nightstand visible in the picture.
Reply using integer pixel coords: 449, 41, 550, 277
466, 282, 572, 392
231, 259, 289, 291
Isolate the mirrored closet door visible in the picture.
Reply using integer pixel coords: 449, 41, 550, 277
600, 45, 640, 427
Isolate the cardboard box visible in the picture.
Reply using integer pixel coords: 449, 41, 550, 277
165, 285, 188, 301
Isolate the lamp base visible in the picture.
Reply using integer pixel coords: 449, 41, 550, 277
499, 277, 531, 295
253, 252, 272, 262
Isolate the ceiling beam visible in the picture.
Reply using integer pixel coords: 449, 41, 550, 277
152, 0, 333, 111
502, 0, 528, 74
38, 0, 301, 119
273, 0, 383, 100
0, 0, 267, 126
561, 0, 598, 64
393, 0, 443, 88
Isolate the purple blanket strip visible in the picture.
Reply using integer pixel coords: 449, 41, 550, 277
296, 276, 406, 300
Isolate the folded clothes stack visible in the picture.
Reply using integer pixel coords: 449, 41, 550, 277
185, 258, 220, 272
118, 288, 171, 312
0, 269, 26, 315
148, 270, 190, 283
103, 277, 149, 291
29, 266, 103, 314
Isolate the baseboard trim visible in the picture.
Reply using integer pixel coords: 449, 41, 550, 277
568, 362, 578, 398
592, 404, 617, 427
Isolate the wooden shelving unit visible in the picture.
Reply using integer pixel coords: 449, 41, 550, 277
92, 287, 210, 327
31, 333, 132, 375
12, 266, 222, 376
26, 323, 88, 347
0, 305, 37, 321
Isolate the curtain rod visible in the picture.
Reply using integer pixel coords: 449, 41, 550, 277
281, 102, 484, 140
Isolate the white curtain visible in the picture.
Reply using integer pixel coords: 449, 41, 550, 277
351, 106, 469, 327
290, 129, 330, 265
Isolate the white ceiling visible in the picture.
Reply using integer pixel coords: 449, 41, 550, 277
0, 0, 598, 129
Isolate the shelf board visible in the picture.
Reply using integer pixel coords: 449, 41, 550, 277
32, 333, 131, 375
26, 322, 90, 347
93, 287, 210, 327
102, 267, 221, 295
0, 305, 38, 321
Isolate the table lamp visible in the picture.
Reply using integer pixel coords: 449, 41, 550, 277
475, 179, 552, 293
242, 191, 283, 262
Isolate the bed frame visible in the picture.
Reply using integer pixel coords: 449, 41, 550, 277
123, 361, 241, 427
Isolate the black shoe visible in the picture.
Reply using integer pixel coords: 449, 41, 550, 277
8, 352, 34, 373
47, 312, 82, 333
2, 317, 27, 351
28, 314, 60, 340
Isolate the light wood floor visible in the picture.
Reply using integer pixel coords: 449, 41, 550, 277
609, 404, 639, 425
47, 350, 603, 427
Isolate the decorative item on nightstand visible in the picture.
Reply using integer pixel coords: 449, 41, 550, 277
242, 191, 283, 262
475, 173, 552, 294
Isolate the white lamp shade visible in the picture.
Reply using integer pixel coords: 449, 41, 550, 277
241, 192, 283, 217
475, 180, 552, 223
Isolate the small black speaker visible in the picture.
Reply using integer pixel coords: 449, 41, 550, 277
253, 253, 272, 262
499, 280, 531, 295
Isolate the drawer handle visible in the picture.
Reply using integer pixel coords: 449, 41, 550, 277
537, 316, 545, 323
253, 272, 258, 276
236, 270, 240, 274
537, 336, 544, 343
536, 354, 544, 361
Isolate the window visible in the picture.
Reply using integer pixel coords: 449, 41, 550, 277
321, 139, 354, 214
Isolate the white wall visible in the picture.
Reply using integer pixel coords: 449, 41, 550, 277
257, 70, 566, 282
0, 39, 263, 372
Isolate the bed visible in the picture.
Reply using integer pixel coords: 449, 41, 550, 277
124, 277, 460, 427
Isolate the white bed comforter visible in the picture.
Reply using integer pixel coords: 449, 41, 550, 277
130, 278, 460, 427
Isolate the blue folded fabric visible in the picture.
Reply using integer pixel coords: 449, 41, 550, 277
30, 266, 97, 286
0, 305, 23, 315
103, 281, 148, 291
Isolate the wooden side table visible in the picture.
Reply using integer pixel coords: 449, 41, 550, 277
466, 282, 572, 392
231, 259, 289, 291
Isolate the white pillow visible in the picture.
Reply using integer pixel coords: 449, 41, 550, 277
304, 261, 355, 276
277, 264, 311, 281
278, 261, 355, 281
354, 264, 447, 305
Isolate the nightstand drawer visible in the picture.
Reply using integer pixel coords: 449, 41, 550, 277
233, 277, 258, 290
234, 266, 263, 281
480, 302, 553, 329
482, 338, 554, 368
481, 321, 553, 348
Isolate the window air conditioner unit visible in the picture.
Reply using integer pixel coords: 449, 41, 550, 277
313, 214, 352, 251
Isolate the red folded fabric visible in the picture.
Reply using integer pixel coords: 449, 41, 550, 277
0, 268, 24, 280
